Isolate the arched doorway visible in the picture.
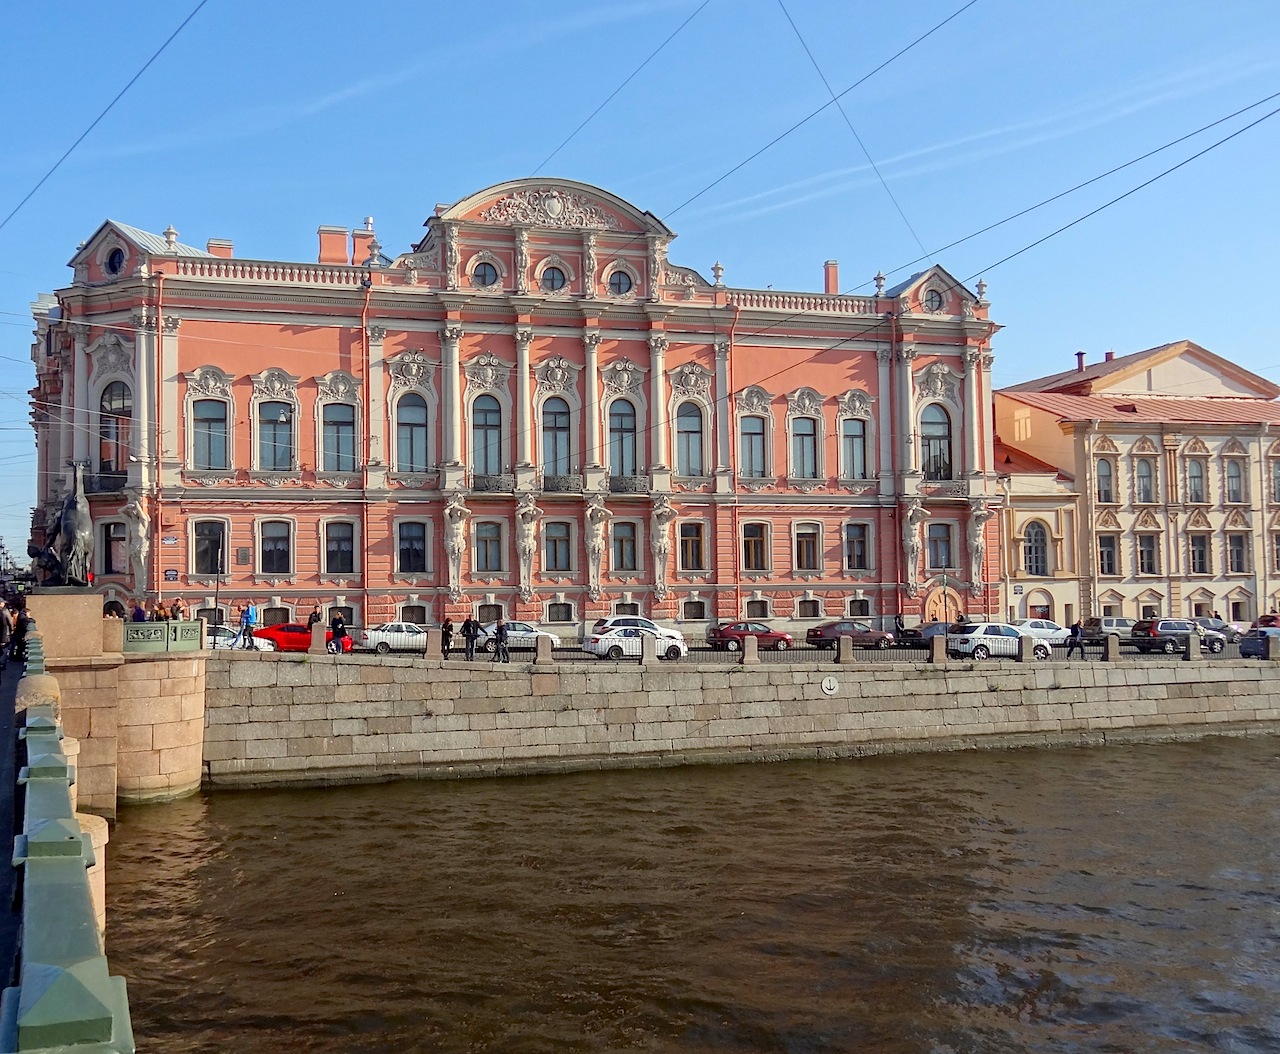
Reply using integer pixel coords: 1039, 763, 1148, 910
922, 584, 964, 624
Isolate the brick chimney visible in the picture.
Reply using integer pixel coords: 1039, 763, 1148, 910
823, 259, 839, 295
1075, 350, 1086, 372
206, 239, 233, 259
1105, 350, 1115, 362
318, 226, 348, 265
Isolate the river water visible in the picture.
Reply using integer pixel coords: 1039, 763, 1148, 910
106, 736, 1280, 1053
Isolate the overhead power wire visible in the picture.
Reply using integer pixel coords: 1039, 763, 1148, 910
531, 0, 713, 176
775, 0, 933, 262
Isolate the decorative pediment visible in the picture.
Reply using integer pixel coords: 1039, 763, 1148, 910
1096, 588, 1125, 604
1094, 436, 1119, 454
464, 352, 510, 394
886, 265, 977, 315
1183, 436, 1209, 455
318, 370, 360, 403
483, 190, 621, 230
915, 362, 959, 404
388, 350, 434, 393
1130, 436, 1159, 454
1222, 437, 1247, 455
669, 362, 712, 400
1185, 509, 1212, 530
253, 368, 299, 403
1225, 508, 1251, 529
838, 388, 874, 418
1134, 509, 1162, 530
786, 387, 824, 417
1095, 509, 1122, 529
88, 334, 133, 378
1186, 586, 1216, 601
602, 358, 646, 397
186, 365, 232, 398
736, 385, 773, 415
536, 355, 579, 395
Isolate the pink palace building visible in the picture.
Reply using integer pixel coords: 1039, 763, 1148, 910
29, 178, 1002, 633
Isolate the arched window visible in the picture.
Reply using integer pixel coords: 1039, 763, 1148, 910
675, 402, 704, 476
740, 416, 767, 478
472, 395, 502, 475
1096, 458, 1114, 503
1136, 458, 1154, 503
193, 399, 228, 471
1187, 458, 1205, 503
920, 404, 952, 481
791, 417, 818, 479
1024, 522, 1048, 576
396, 394, 429, 473
1226, 460, 1244, 503
259, 401, 293, 471
322, 403, 357, 472
98, 381, 132, 479
609, 399, 637, 477
541, 397, 571, 476
841, 418, 868, 479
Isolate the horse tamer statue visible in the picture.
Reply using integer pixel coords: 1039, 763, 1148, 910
28, 462, 94, 587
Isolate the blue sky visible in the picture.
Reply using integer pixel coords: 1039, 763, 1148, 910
3, 0, 1279, 552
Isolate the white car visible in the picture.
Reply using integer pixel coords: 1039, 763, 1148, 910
1010, 618, 1071, 644
583, 626, 688, 661
206, 625, 277, 652
589, 615, 686, 646
947, 622, 1050, 661
357, 622, 432, 654
476, 620, 559, 653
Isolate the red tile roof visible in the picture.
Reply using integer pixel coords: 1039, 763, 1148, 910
1001, 390, 1280, 425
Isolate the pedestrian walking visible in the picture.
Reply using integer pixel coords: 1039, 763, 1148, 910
329, 610, 348, 654
441, 617, 454, 660
241, 600, 258, 650
1066, 619, 1086, 660
12, 606, 29, 664
491, 617, 510, 664
461, 617, 480, 661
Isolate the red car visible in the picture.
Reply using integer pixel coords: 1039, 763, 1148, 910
253, 622, 353, 653
805, 619, 894, 650
706, 621, 793, 652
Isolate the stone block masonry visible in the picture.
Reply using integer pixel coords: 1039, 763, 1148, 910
203, 653, 1280, 789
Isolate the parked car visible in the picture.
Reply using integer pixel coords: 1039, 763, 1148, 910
805, 619, 894, 650
356, 622, 431, 654
1253, 614, 1280, 629
254, 622, 353, 653
1130, 619, 1226, 654
1081, 616, 1137, 644
206, 624, 277, 651
589, 616, 686, 647
706, 621, 793, 651
583, 626, 688, 661
946, 622, 1050, 661
893, 621, 951, 646
1239, 627, 1280, 658
1193, 616, 1241, 644
476, 620, 559, 653
1011, 618, 1071, 644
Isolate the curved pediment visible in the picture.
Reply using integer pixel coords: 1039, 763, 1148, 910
1183, 436, 1209, 455
1130, 436, 1159, 454
1185, 509, 1212, 530
438, 179, 673, 237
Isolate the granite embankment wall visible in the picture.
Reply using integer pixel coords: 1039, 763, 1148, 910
203, 653, 1280, 787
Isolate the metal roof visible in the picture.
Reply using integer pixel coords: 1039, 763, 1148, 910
108, 220, 214, 257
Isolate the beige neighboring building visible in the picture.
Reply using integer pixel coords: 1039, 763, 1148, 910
995, 340, 1280, 624
993, 438, 1083, 626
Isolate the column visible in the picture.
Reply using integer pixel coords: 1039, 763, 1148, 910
897, 344, 917, 475
584, 331, 602, 467
714, 339, 731, 474
963, 347, 980, 476
649, 334, 669, 469
161, 316, 180, 484
71, 323, 89, 465
982, 354, 996, 480
441, 324, 463, 464
366, 325, 387, 467
132, 312, 154, 494
876, 345, 893, 496
515, 327, 533, 467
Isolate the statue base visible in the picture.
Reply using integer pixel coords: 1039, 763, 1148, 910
25, 591, 107, 660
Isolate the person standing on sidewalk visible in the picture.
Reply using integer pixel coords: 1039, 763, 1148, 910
491, 618, 510, 664
461, 617, 480, 661
441, 618, 454, 660
1065, 620, 1086, 660
241, 600, 258, 650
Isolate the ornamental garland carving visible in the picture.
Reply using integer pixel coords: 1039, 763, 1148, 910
464, 352, 510, 394
602, 358, 645, 396
318, 370, 360, 403
915, 362, 958, 403
186, 365, 232, 398
670, 362, 712, 399
786, 387, 823, 417
388, 350, 434, 393
536, 355, 578, 395
479, 189, 620, 230
838, 388, 874, 418
253, 368, 298, 402
91, 337, 133, 378
736, 385, 773, 415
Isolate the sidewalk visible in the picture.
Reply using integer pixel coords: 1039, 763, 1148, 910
0, 659, 19, 990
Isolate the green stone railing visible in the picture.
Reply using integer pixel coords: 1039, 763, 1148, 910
122, 619, 202, 654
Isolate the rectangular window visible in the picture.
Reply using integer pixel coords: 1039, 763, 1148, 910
476, 522, 503, 572
682, 600, 706, 620
927, 523, 952, 569
842, 419, 867, 479
1274, 533, 1280, 574
1272, 462, 1280, 504
745, 599, 769, 618
797, 599, 820, 618
791, 418, 819, 479
401, 604, 427, 624
1098, 535, 1118, 576
679, 522, 705, 571
398, 522, 427, 573
848, 598, 870, 617
544, 521, 572, 572
325, 522, 355, 574
742, 523, 767, 571
741, 417, 767, 478
795, 525, 820, 571
844, 523, 869, 570
547, 602, 574, 623
193, 400, 229, 471
1189, 534, 1209, 575
323, 405, 358, 473
102, 522, 127, 575
1228, 533, 1248, 574
193, 521, 226, 576
612, 522, 637, 571
1137, 534, 1159, 575
261, 521, 291, 575
615, 602, 640, 616
478, 602, 503, 623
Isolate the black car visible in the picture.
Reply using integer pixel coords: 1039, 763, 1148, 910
1131, 618, 1226, 654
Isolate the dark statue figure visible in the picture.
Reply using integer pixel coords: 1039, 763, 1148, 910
28, 462, 94, 587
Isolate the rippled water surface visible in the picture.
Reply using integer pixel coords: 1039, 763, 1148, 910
107, 737, 1280, 1053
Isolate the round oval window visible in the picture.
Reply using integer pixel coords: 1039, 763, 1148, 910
473, 261, 498, 287
608, 270, 632, 295
541, 267, 566, 292
106, 248, 126, 274
925, 289, 944, 311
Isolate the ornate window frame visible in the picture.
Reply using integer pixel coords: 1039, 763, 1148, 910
534, 253, 577, 298
185, 366, 234, 475
677, 517, 711, 575
93, 376, 134, 480
926, 519, 958, 570
472, 518, 508, 577
736, 385, 775, 485
785, 387, 825, 486
541, 519, 576, 576
918, 402, 954, 482
535, 383, 580, 478
792, 520, 824, 576
315, 370, 362, 477
842, 519, 874, 573
741, 520, 772, 575
609, 517, 644, 576
467, 385, 513, 477
604, 388, 647, 479
318, 514, 361, 582
255, 516, 297, 583
465, 248, 507, 292
188, 515, 232, 583
837, 388, 875, 483
392, 390, 435, 475
1022, 519, 1051, 576
603, 259, 640, 301
392, 517, 432, 580
251, 368, 300, 475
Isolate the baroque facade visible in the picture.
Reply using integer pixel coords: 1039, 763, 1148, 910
29, 178, 1002, 631
995, 341, 1280, 623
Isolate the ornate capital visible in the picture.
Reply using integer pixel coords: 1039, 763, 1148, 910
367, 324, 387, 344
583, 331, 603, 350
162, 315, 181, 335
896, 344, 917, 364
131, 311, 157, 332
982, 353, 995, 371
963, 347, 981, 369
69, 322, 90, 341
876, 345, 893, 366
648, 335, 669, 355
515, 326, 534, 347
714, 338, 730, 359
442, 324, 464, 344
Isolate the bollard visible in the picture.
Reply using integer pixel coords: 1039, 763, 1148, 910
1267, 633, 1280, 662
308, 623, 327, 655
535, 633, 554, 666
834, 634, 855, 664
1016, 634, 1037, 663
1103, 633, 1121, 662
640, 631, 658, 665
1183, 631, 1201, 661
740, 634, 760, 665
928, 634, 948, 663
